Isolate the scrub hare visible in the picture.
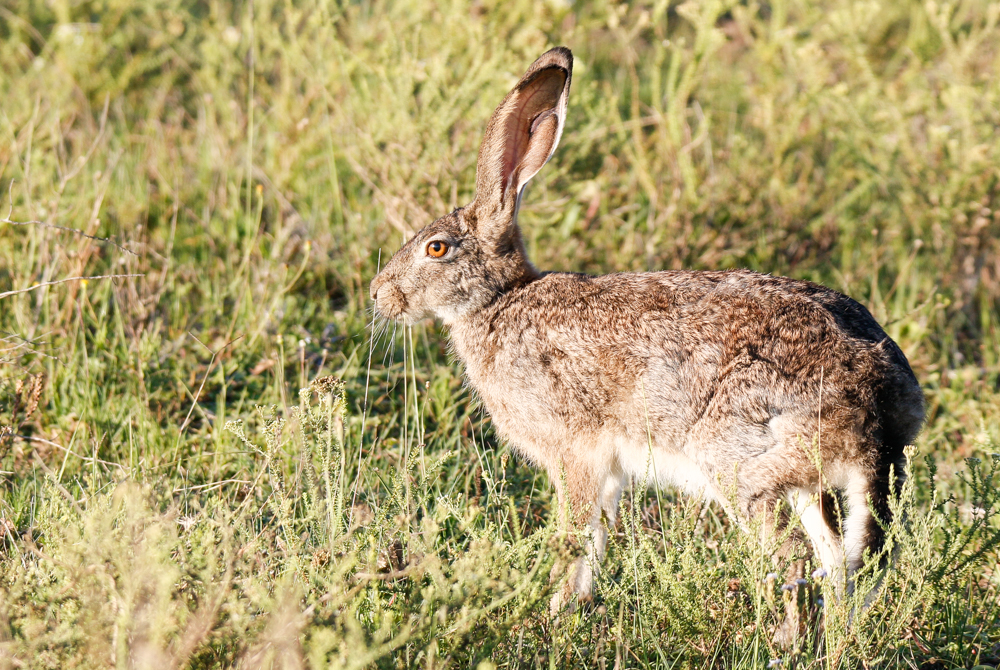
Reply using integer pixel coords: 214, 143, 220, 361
370, 47, 924, 614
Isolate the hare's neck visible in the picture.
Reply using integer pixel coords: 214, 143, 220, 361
446, 292, 519, 376
447, 318, 493, 388
440, 249, 538, 326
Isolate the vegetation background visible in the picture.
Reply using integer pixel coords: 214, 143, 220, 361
2, 0, 1000, 667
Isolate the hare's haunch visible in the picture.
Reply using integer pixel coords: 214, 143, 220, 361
370, 47, 924, 616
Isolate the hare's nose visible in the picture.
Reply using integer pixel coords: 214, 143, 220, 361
369, 277, 381, 303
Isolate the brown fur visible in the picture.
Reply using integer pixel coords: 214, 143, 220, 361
370, 47, 924, 620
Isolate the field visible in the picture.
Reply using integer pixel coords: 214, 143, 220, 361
2, 0, 1000, 667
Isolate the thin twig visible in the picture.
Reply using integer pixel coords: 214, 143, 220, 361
0, 333, 59, 362
0, 329, 50, 346
0, 217, 138, 256
29, 451, 85, 511
173, 479, 250, 493
16, 434, 124, 469
3, 181, 138, 256
0, 274, 143, 300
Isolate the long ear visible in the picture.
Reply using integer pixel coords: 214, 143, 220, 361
471, 47, 572, 226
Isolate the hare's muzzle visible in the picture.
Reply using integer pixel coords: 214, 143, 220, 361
370, 275, 407, 320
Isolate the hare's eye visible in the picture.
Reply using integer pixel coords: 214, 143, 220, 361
426, 240, 449, 258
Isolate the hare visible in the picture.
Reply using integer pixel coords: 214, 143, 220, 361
370, 47, 924, 618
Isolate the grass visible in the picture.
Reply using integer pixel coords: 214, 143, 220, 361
1, 0, 1000, 667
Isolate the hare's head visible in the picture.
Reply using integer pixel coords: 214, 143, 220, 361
370, 47, 573, 325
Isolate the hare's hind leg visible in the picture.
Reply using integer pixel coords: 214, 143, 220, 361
718, 447, 825, 648
731, 481, 813, 648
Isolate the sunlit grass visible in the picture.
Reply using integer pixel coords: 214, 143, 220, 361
2, 0, 1000, 667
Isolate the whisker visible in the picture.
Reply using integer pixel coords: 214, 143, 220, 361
350, 249, 382, 519
382, 322, 397, 368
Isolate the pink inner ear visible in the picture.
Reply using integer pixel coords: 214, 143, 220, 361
499, 69, 566, 196
515, 112, 558, 193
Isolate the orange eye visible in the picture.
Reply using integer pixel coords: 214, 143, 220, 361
426, 240, 449, 258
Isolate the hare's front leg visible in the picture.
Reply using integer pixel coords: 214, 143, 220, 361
549, 459, 628, 615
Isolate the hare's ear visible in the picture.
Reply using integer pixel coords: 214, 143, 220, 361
471, 47, 572, 229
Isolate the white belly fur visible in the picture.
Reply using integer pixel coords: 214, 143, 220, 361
615, 437, 720, 500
